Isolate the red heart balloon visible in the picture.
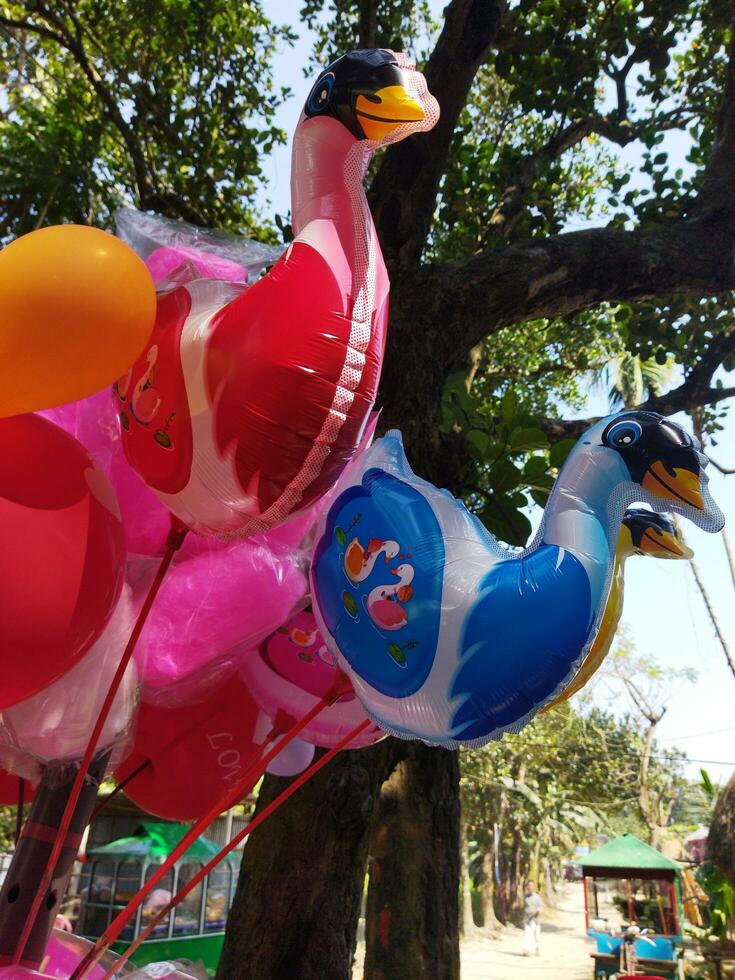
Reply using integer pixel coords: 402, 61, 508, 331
0, 414, 126, 708
114, 675, 264, 821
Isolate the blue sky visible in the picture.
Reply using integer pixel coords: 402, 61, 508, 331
258, 2, 734, 785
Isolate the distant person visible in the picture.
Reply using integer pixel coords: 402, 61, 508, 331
523, 879, 542, 956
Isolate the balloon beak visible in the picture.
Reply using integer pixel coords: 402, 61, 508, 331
640, 528, 693, 559
642, 460, 705, 511
355, 85, 425, 140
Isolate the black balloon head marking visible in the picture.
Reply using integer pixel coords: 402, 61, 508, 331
622, 507, 692, 558
602, 411, 704, 510
303, 49, 424, 141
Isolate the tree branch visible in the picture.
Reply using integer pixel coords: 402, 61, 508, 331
390, 219, 735, 378
710, 457, 735, 475
486, 109, 690, 239
357, 0, 377, 49
369, 0, 505, 266
692, 6, 735, 214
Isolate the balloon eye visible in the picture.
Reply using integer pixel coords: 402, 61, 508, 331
606, 420, 642, 448
307, 72, 334, 113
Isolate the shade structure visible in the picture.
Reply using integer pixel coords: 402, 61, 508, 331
86, 821, 240, 866
580, 833, 681, 881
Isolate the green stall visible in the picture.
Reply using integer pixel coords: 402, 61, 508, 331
79, 822, 241, 975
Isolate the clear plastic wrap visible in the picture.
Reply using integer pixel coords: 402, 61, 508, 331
310, 414, 724, 748
115, 206, 284, 284
31, 929, 203, 978
0, 588, 138, 772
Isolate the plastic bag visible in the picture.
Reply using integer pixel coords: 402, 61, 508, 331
0, 588, 137, 770
115, 207, 283, 284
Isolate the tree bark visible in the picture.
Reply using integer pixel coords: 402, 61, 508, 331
217, 741, 397, 980
479, 850, 501, 932
459, 804, 478, 936
708, 774, 735, 888
363, 744, 460, 980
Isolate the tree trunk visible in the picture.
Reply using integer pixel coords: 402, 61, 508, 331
708, 774, 735, 887
459, 804, 478, 936
363, 743, 460, 980
217, 741, 397, 980
480, 850, 501, 933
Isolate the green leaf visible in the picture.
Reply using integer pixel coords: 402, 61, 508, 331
700, 768, 715, 798
488, 458, 524, 493
467, 429, 490, 458
509, 427, 549, 452
523, 455, 548, 479
501, 388, 519, 424
479, 495, 533, 547
335, 527, 347, 547
530, 487, 551, 508
549, 439, 576, 468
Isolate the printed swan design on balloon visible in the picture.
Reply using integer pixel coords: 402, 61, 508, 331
116, 50, 439, 537
366, 562, 415, 630
540, 508, 692, 714
311, 411, 724, 747
344, 537, 400, 582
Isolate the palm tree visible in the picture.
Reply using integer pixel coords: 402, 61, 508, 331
606, 352, 676, 409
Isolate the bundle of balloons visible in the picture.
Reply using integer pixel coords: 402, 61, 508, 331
0, 45, 726, 978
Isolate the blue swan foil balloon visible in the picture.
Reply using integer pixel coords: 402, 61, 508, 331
310, 412, 724, 747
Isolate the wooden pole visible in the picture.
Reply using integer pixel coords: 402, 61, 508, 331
0, 755, 107, 969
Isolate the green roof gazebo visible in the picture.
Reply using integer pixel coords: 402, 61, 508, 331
580, 833, 683, 938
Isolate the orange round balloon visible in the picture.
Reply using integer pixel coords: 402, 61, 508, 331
0, 225, 155, 417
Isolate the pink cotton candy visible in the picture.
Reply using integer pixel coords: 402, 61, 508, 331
146, 245, 248, 283
135, 537, 308, 705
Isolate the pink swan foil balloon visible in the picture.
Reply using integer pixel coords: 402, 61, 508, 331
0, 588, 137, 769
240, 610, 384, 749
115, 50, 438, 538
131, 414, 380, 704
43, 389, 320, 559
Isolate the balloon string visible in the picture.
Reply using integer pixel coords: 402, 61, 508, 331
12, 516, 188, 965
89, 759, 151, 822
14, 778, 25, 846
100, 719, 371, 980
69, 688, 342, 980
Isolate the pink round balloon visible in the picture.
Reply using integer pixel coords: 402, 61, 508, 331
240, 610, 384, 748
265, 736, 315, 777
42, 390, 170, 556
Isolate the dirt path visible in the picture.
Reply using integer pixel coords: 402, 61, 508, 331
461, 882, 592, 980
353, 882, 594, 979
